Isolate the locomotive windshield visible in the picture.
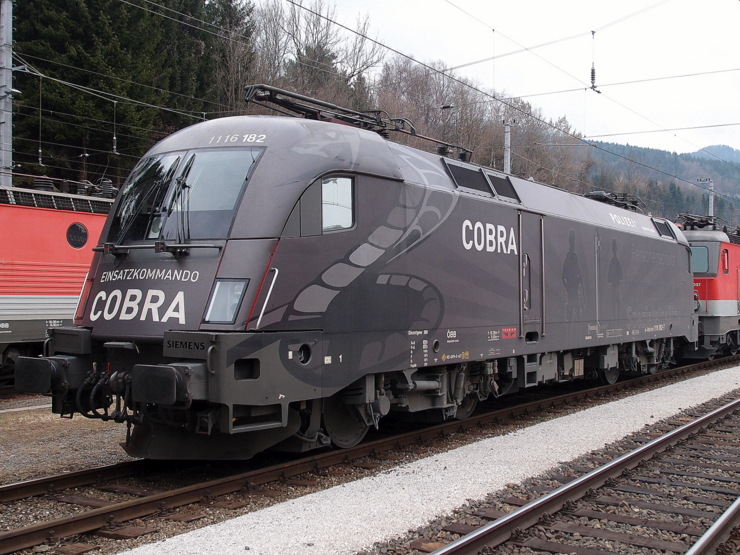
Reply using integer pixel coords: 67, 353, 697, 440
109, 148, 262, 243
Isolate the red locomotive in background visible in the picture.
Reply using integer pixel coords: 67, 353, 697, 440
0, 179, 113, 385
679, 214, 740, 359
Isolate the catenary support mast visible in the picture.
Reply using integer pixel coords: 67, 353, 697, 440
0, 0, 13, 188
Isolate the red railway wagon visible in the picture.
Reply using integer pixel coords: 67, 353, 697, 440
680, 214, 740, 359
0, 184, 113, 384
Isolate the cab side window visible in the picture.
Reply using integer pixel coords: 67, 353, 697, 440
284, 176, 354, 237
322, 177, 353, 232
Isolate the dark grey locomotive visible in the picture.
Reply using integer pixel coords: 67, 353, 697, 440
17, 87, 697, 459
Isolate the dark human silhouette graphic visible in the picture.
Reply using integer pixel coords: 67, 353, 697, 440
562, 229, 584, 320
607, 238, 623, 318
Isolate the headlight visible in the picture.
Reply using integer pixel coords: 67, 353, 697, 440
204, 279, 248, 323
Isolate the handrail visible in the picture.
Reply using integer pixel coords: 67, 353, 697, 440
255, 268, 279, 330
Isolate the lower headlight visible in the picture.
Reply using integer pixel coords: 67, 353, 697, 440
205, 279, 248, 323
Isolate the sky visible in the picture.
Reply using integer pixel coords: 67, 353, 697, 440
323, 0, 739, 155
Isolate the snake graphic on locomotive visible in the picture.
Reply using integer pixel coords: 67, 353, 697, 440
17, 86, 698, 460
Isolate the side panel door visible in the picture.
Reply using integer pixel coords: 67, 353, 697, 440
520, 211, 544, 337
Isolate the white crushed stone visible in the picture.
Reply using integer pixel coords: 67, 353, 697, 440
124, 367, 740, 555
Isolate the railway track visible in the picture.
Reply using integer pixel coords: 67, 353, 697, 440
415, 398, 740, 554
0, 358, 735, 554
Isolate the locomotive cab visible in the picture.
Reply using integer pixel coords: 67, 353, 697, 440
680, 215, 740, 358
17, 115, 410, 459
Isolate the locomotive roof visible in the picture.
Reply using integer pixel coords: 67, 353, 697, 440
508, 172, 687, 245
678, 215, 740, 245
138, 114, 687, 246
144, 115, 402, 181
682, 229, 734, 243
384, 139, 686, 246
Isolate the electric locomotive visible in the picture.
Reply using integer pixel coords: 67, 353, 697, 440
678, 214, 740, 359
0, 182, 112, 385
17, 86, 697, 460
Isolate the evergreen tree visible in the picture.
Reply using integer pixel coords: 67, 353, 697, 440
13, 0, 221, 187
15, 1, 156, 185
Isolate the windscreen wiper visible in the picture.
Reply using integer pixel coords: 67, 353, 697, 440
94, 240, 222, 258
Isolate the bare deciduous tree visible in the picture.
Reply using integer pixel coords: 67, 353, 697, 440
210, 0, 257, 115
246, 1, 590, 192
265, 0, 383, 105
254, 1, 290, 85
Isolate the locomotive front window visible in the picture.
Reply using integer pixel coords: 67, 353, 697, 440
109, 147, 262, 243
160, 149, 260, 240
109, 153, 182, 243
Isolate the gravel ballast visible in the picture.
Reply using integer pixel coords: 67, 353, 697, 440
123, 366, 740, 555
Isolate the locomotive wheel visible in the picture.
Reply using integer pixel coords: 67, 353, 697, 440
727, 338, 738, 356
322, 393, 369, 449
454, 394, 478, 420
599, 367, 620, 385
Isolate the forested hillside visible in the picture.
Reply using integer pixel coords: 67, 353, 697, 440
11, 0, 738, 223
586, 142, 740, 223
694, 145, 740, 164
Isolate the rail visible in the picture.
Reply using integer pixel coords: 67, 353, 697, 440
1, 356, 737, 554
432, 397, 740, 554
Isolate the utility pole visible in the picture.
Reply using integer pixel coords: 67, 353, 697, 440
503, 121, 512, 174
0, 0, 13, 188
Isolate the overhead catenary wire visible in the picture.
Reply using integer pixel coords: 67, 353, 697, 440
118, 0, 736, 176
14, 136, 143, 162
112, 101, 118, 155
120, 0, 344, 78
279, 1, 737, 173
514, 67, 740, 100
276, 0, 736, 171
118, 0, 738, 175
283, 0, 735, 198
443, 0, 676, 72
16, 52, 224, 112
10, 0, 736, 205
438, 0, 730, 165
13, 104, 172, 139
16, 56, 209, 121
587, 122, 740, 140
10, 53, 217, 174
13, 1, 347, 130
